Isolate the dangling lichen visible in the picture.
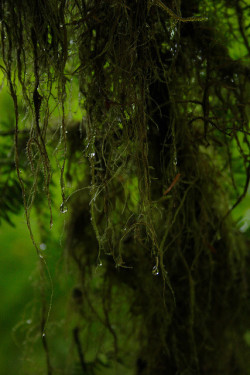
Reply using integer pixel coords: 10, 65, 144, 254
0, 0, 249, 374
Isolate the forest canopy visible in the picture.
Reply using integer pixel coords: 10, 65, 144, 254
0, 0, 250, 374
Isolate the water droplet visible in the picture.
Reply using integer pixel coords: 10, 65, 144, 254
39, 243, 46, 251
60, 202, 68, 214
26, 319, 32, 324
89, 152, 95, 158
152, 265, 159, 276
97, 260, 103, 267
42, 333, 46, 338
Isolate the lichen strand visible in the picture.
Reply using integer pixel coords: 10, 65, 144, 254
0, 0, 250, 374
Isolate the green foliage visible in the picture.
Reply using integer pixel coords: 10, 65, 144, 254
0, 84, 23, 225
0, 176, 22, 225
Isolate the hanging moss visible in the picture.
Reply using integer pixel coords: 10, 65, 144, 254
0, 0, 249, 374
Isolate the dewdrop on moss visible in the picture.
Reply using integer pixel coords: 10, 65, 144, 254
60, 202, 68, 214
152, 265, 159, 276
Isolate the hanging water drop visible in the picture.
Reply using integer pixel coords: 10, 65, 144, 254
60, 202, 68, 214
39, 243, 46, 251
98, 260, 103, 267
152, 265, 159, 276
